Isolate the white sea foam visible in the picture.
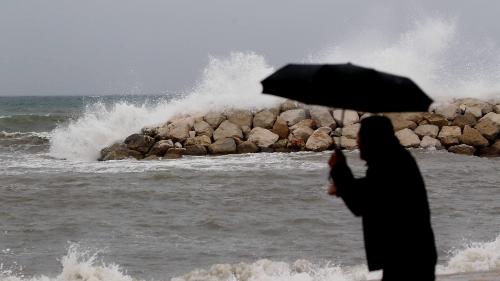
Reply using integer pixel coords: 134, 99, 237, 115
1, 235, 499, 281
49, 52, 281, 161
309, 17, 500, 101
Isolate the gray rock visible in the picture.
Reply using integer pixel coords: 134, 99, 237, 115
474, 118, 499, 141
241, 125, 252, 139
309, 106, 336, 128
306, 127, 334, 152
253, 109, 277, 129
185, 144, 207, 155
440, 136, 460, 147
194, 120, 214, 138
147, 139, 174, 156
142, 155, 160, 161
225, 109, 253, 129
459, 125, 489, 147
395, 128, 420, 147
208, 138, 237, 154
141, 126, 158, 138
332, 109, 359, 126
279, 109, 307, 126
213, 120, 243, 141
237, 140, 259, 154
338, 136, 358, 150
448, 144, 476, 155
342, 123, 361, 139
174, 142, 183, 149
289, 119, 316, 130
248, 127, 279, 148
414, 124, 439, 138
124, 134, 155, 154
495, 104, 500, 114
420, 136, 443, 150
203, 112, 226, 129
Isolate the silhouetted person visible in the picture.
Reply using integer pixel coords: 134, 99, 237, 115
328, 116, 437, 281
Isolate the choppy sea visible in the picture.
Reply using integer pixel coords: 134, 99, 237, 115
0, 96, 499, 281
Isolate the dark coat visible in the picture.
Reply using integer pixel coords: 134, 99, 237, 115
330, 147, 437, 271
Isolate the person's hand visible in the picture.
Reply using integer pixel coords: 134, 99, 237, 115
328, 148, 345, 168
327, 183, 337, 196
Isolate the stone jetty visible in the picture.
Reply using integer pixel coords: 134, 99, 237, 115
99, 98, 500, 160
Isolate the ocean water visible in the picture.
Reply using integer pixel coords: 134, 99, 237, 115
1, 95, 499, 281
1, 16, 500, 281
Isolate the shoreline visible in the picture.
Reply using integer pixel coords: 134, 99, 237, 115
99, 98, 500, 161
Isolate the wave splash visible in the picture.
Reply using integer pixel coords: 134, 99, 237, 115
1, 235, 499, 281
48, 52, 281, 161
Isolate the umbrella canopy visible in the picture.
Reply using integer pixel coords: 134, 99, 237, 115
261, 63, 433, 113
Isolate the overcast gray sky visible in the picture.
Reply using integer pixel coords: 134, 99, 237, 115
1, 0, 499, 96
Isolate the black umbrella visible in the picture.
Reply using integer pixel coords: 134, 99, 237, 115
261, 63, 433, 113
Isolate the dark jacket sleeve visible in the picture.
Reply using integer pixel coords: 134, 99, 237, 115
330, 162, 366, 217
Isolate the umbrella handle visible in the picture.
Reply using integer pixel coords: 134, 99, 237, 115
336, 109, 345, 149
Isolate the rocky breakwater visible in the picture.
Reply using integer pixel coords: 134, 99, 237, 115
99, 98, 500, 160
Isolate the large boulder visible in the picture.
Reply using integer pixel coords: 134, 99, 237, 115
332, 110, 359, 126
495, 104, 500, 114
479, 112, 500, 128
237, 141, 259, 154
459, 125, 489, 147
306, 127, 333, 152
452, 113, 477, 129
193, 120, 214, 138
342, 123, 361, 139
280, 100, 300, 112
464, 106, 483, 118
438, 126, 461, 142
271, 139, 290, 152
253, 109, 277, 129
203, 112, 226, 129
287, 135, 306, 150
225, 109, 253, 129
147, 139, 174, 156
279, 109, 307, 126
414, 124, 439, 138
208, 138, 237, 154
422, 113, 448, 128
457, 98, 494, 115
289, 126, 314, 143
448, 144, 476, 156
395, 128, 420, 147
248, 127, 279, 148
474, 118, 499, 141
420, 136, 443, 150
479, 140, 500, 157
165, 148, 186, 159
272, 117, 289, 139
440, 136, 460, 147
141, 126, 158, 138
386, 114, 417, 131
435, 103, 460, 120
337, 137, 358, 150
309, 106, 336, 128
213, 120, 243, 141
184, 144, 207, 156
124, 134, 155, 154
157, 117, 193, 142
99, 143, 143, 161
290, 119, 316, 130
184, 135, 212, 147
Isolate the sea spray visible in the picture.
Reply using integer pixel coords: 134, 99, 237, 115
309, 17, 500, 100
49, 52, 281, 161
